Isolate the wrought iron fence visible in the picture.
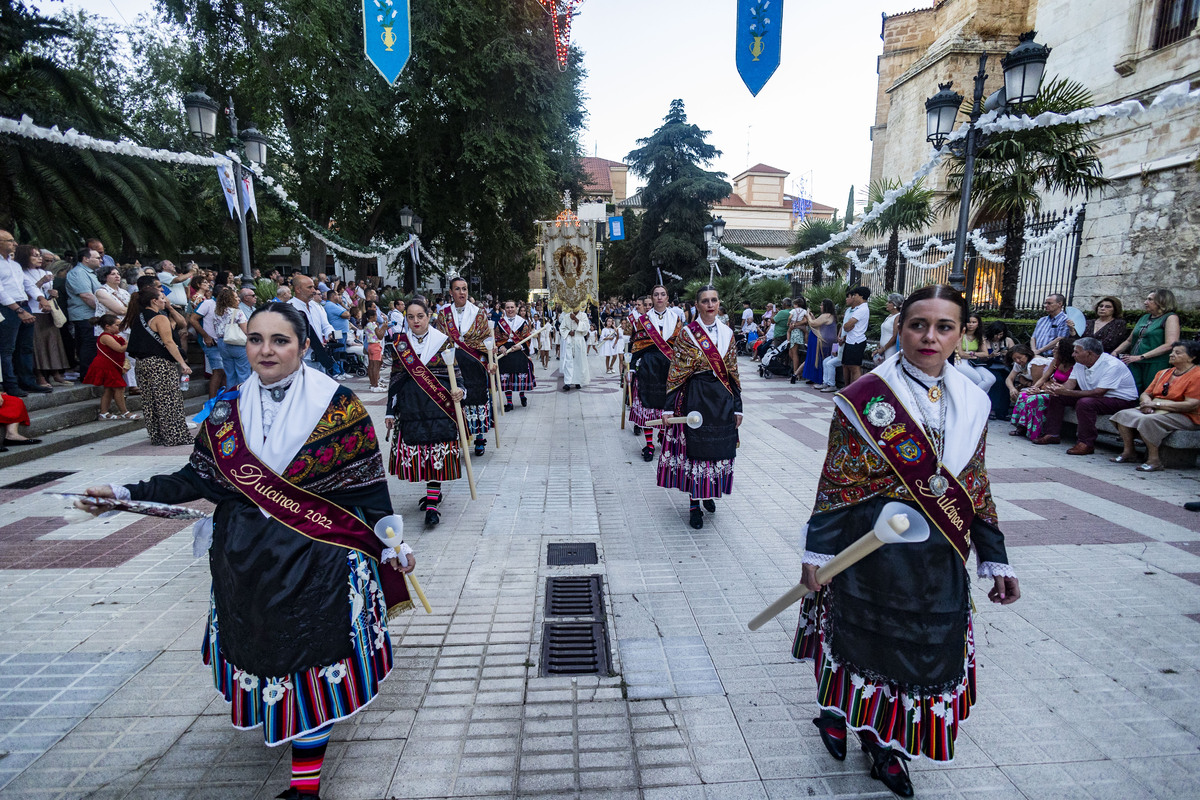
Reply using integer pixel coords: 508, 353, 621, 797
809, 206, 1086, 312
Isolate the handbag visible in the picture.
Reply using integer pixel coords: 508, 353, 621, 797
49, 299, 67, 328
222, 320, 247, 346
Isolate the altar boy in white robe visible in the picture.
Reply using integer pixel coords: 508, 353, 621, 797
559, 309, 591, 390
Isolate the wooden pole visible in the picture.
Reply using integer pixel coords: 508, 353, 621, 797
747, 514, 910, 630
485, 339, 502, 444
443, 353, 478, 501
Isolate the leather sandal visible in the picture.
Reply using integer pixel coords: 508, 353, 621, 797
811, 715, 846, 760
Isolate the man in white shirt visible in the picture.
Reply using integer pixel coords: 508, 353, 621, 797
559, 309, 591, 389
0, 229, 39, 396
156, 260, 193, 308
288, 274, 335, 373
819, 286, 872, 392
740, 301, 754, 334
1035, 336, 1138, 455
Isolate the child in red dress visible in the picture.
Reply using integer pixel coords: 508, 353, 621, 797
84, 314, 139, 420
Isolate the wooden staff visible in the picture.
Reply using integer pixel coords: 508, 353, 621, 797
618, 353, 627, 429
505, 323, 549, 351
485, 339, 503, 441
385, 527, 432, 614
443, 349, 478, 500
746, 504, 929, 631
642, 411, 704, 428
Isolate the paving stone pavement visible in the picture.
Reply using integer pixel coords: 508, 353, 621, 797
0, 354, 1198, 799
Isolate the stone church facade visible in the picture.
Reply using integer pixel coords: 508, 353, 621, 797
869, 0, 1199, 309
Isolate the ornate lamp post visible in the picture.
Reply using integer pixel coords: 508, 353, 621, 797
183, 86, 268, 287
704, 215, 726, 284
397, 205, 423, 292
924, 31, 1050, 292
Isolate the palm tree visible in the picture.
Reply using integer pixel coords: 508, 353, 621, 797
941, 77, 1108, 316
858, 177, 937, 292
790, 218, 847, 287
0, 3, 182, 253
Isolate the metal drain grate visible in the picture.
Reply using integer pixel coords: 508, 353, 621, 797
547, 542, 598, 566
2, 471, 77, 490
545, 575, 603, 618
540, 622, 609, 675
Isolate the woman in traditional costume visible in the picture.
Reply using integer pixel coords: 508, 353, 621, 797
657, 286, 741, 529
385, 298, 465, 527
434, 277, 496, 457
629, 286, 683, 463
84, 302, 415, 800
494, 299, 536, 410
793, 285, 1019, 798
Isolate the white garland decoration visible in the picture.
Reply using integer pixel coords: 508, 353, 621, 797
0, 114, 225, 166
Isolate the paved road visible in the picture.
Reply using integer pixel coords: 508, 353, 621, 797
1, 354, 1198, 799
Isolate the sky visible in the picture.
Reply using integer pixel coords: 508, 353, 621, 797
61, 0, 906, 211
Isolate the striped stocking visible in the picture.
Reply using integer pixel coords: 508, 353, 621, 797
289, 724, 333, 795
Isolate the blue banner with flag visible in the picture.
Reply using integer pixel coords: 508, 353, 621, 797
363, 0, 411, 85
607, 216, 625, 241
736, 0, 784, 97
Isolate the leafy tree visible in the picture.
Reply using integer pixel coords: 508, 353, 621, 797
790, 218, 848, 287
0, 3, 183, 255
745, 276, 790, 309
626, 100, 731, 290
159, 0, 584, 294
941, 77, 1107, 315
859, 177, 936, 292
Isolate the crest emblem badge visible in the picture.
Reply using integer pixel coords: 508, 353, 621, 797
219, 432, 238, 458
895, 437, 923, 463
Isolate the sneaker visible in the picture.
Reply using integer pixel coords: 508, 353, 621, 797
819, 385, 839, 393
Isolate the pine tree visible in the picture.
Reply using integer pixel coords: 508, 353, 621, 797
843, 186, 855, 230
626, 100, 731, 290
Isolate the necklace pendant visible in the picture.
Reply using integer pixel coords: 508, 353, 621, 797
928, 385, 943, 403
928, 474, 949, 496
268, 387, 287, 403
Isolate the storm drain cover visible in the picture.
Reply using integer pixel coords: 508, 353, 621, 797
540, 622, 609, 676
2, 471, 76, 490
547, 542, 598, 566
545, 575, 603, 618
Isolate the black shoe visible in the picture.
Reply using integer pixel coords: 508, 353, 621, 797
425, 507, 440, 527
812, 715, 847, 761
689, 507, 704, 529
4, 386, 27, 398
641, 445, 654, 462
276, 788, 320, 800
5, 438, 41, 446
1185, 501, 1200, 512
504, 402, 514, 412
21, 384, 52, 394
866, 744, 913, 798
418, 497, 429, 511
702, 499, 716, 513
790, 375, 797, 385
521, 395, 527, 406
474, 441, 486, 457
562, 385, 571, 392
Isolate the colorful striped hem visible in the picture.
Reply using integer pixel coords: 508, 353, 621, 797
389, 440, 462, 483
655, 421, 734, 499
792, 591, 975, 762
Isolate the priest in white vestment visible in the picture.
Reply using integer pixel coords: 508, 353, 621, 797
559, 310, 591, 390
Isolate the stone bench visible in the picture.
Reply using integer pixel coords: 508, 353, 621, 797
1061, 407, 1200, 468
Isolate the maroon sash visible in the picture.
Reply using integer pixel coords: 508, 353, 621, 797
642, 311, 675, 360
839, 374, 973, 563
393, 333, 457, 421
497, 317, 523, 346
688, 321, 735, 397
204, 402, 412, 616
440, 305, 484, 364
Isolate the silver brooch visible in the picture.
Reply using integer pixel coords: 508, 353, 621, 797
928, 474, 950, 496
865, 400, 896, 427
210, 401, 231, 424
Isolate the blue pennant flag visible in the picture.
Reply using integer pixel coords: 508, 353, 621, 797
736, 0, 784, 97
607, 216, 625, 241
363, 0, 411, 85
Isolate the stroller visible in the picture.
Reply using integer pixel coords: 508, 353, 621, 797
735, 328, 750, 356
758, 342, 793, 378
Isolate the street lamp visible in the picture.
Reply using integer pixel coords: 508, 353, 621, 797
704, 216, 726, 284
924, 31, 1050, 292
397, 206, 421, 292
183, 85, 269, 287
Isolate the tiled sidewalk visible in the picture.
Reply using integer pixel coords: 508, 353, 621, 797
0, 355, 1198, 799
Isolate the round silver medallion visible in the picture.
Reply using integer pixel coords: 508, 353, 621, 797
209, 401, 231, 424
928, 474, 949, 496
866, 401, 896, 427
